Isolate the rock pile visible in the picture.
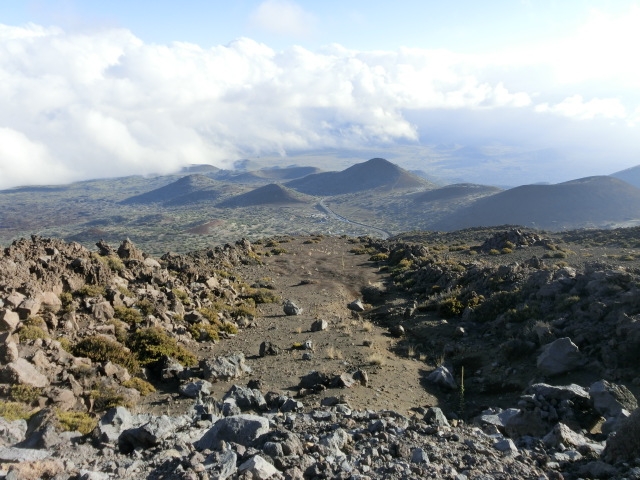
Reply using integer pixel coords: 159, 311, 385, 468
2, 375, 639, 479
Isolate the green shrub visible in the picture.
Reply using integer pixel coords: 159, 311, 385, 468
106, 256, 124, 272
77, 284, 106, 298
488, 249, 500, 256
126, 327, 197, 367
135, 299, 155, 316
90, 385, 132, 411
172, 288, 191, 305
17, 324, 49, 342
501, 248, 513, 254
270, 248, 287, 255
10, 385, 42, 404
108, 319, 129, 343
439, 297, 465, 318
221, 322, 238, 334
249, 289, 280, 304
55, 410, 97, 435
122, 377, 156, 396
188, 323, 220, 342
197, 307, 222, 326
59, 292, 74, 312
72, 335, 140, 373
369, 253, 389, 262
0, 401, 32, 421
113, 306, 142, 325
117, 286, 135, 297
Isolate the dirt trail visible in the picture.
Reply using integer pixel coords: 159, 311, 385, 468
150, 236, 440, 417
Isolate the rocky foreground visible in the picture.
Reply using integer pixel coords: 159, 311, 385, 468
2, 232, 640, 479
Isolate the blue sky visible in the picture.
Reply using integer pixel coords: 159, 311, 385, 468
1, 0, 640, 187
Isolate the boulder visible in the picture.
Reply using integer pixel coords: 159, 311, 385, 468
223, 385, 267, 411
96, 407, 134, 444
17, 297, 41, 319
201, 353, 251, 382
537, 337, 584, 376
283, 300, 302, 316
238, 454, 278, 480
310, 319, 328, 332
40, 292, 62, 313
426, 366, 457, 390
0, 309, 20, 332
589, 380, 638, 418
347, 299, 365, 312
424, 407, 450, 427
0, 418, 27, 447
179, 380, 213, 399
0, 358, 49, 388
259, 341, 280, 357
196, 414, 270, 450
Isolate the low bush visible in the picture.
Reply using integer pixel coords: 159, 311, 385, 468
77, 284, 106, 298
9, 385, 42, 404
55, 410, 97, 435
122, 377, 156, 396
188, 323, 220, 342
90, 385, 132, 411
126, 327, 197, 367
0, 401, 32, 421
72, 335, 140, 373
113, 306, 142, 325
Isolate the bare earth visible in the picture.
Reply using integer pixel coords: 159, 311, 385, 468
152, 235, 439, 417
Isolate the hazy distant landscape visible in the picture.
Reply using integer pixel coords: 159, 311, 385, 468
3, 156, 640, 255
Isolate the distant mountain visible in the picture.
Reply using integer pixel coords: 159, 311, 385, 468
217, 183, 313, 208
413, 183, 501, 203
432, 176, 640, 231
121, 174, 221, 205
611, 165, 640, 189
285, 158, 432, 196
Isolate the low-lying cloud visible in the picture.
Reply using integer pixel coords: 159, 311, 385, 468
1, 10, 639, 189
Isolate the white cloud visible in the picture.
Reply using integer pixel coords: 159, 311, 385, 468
0, 13, 639, 188
249, 0, 316, 38
535, 95, 626, 120
0, 128, 71, 189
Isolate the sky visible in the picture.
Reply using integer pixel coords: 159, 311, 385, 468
1, 0, 640, 188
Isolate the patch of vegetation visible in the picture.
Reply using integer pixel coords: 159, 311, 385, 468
55, 410, 97, 435
0, 401, 32, 421
350, 246, 378, 255
172, 288, 191, 305
72, 335, 140, 373
188, 322, 220, 342
135, 299, 155, 316
10, 385, 43, 404
126, 327, 197, 367
488, 249, 500, 256
473, 290, 523, 323
113, 306, 143, 325
369, 253, 389, 262
501, 248, 513, 254
59, 292, 74, 312
17, 316, 49, 341
122, 377, 156, 396
108, 319, 129, 343
117, 286, 135, 297
439, 296, 465, 318
90, 385, 132, 411
270, 247, 287, 255
248, 288, 280, 304
77, 284, 106, 298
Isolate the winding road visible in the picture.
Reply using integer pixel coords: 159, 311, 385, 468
317, 198, 392, 239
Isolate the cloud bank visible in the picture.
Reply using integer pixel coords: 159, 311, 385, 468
1, 8, 639, 189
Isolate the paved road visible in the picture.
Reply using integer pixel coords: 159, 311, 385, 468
317, 199, 391, 239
